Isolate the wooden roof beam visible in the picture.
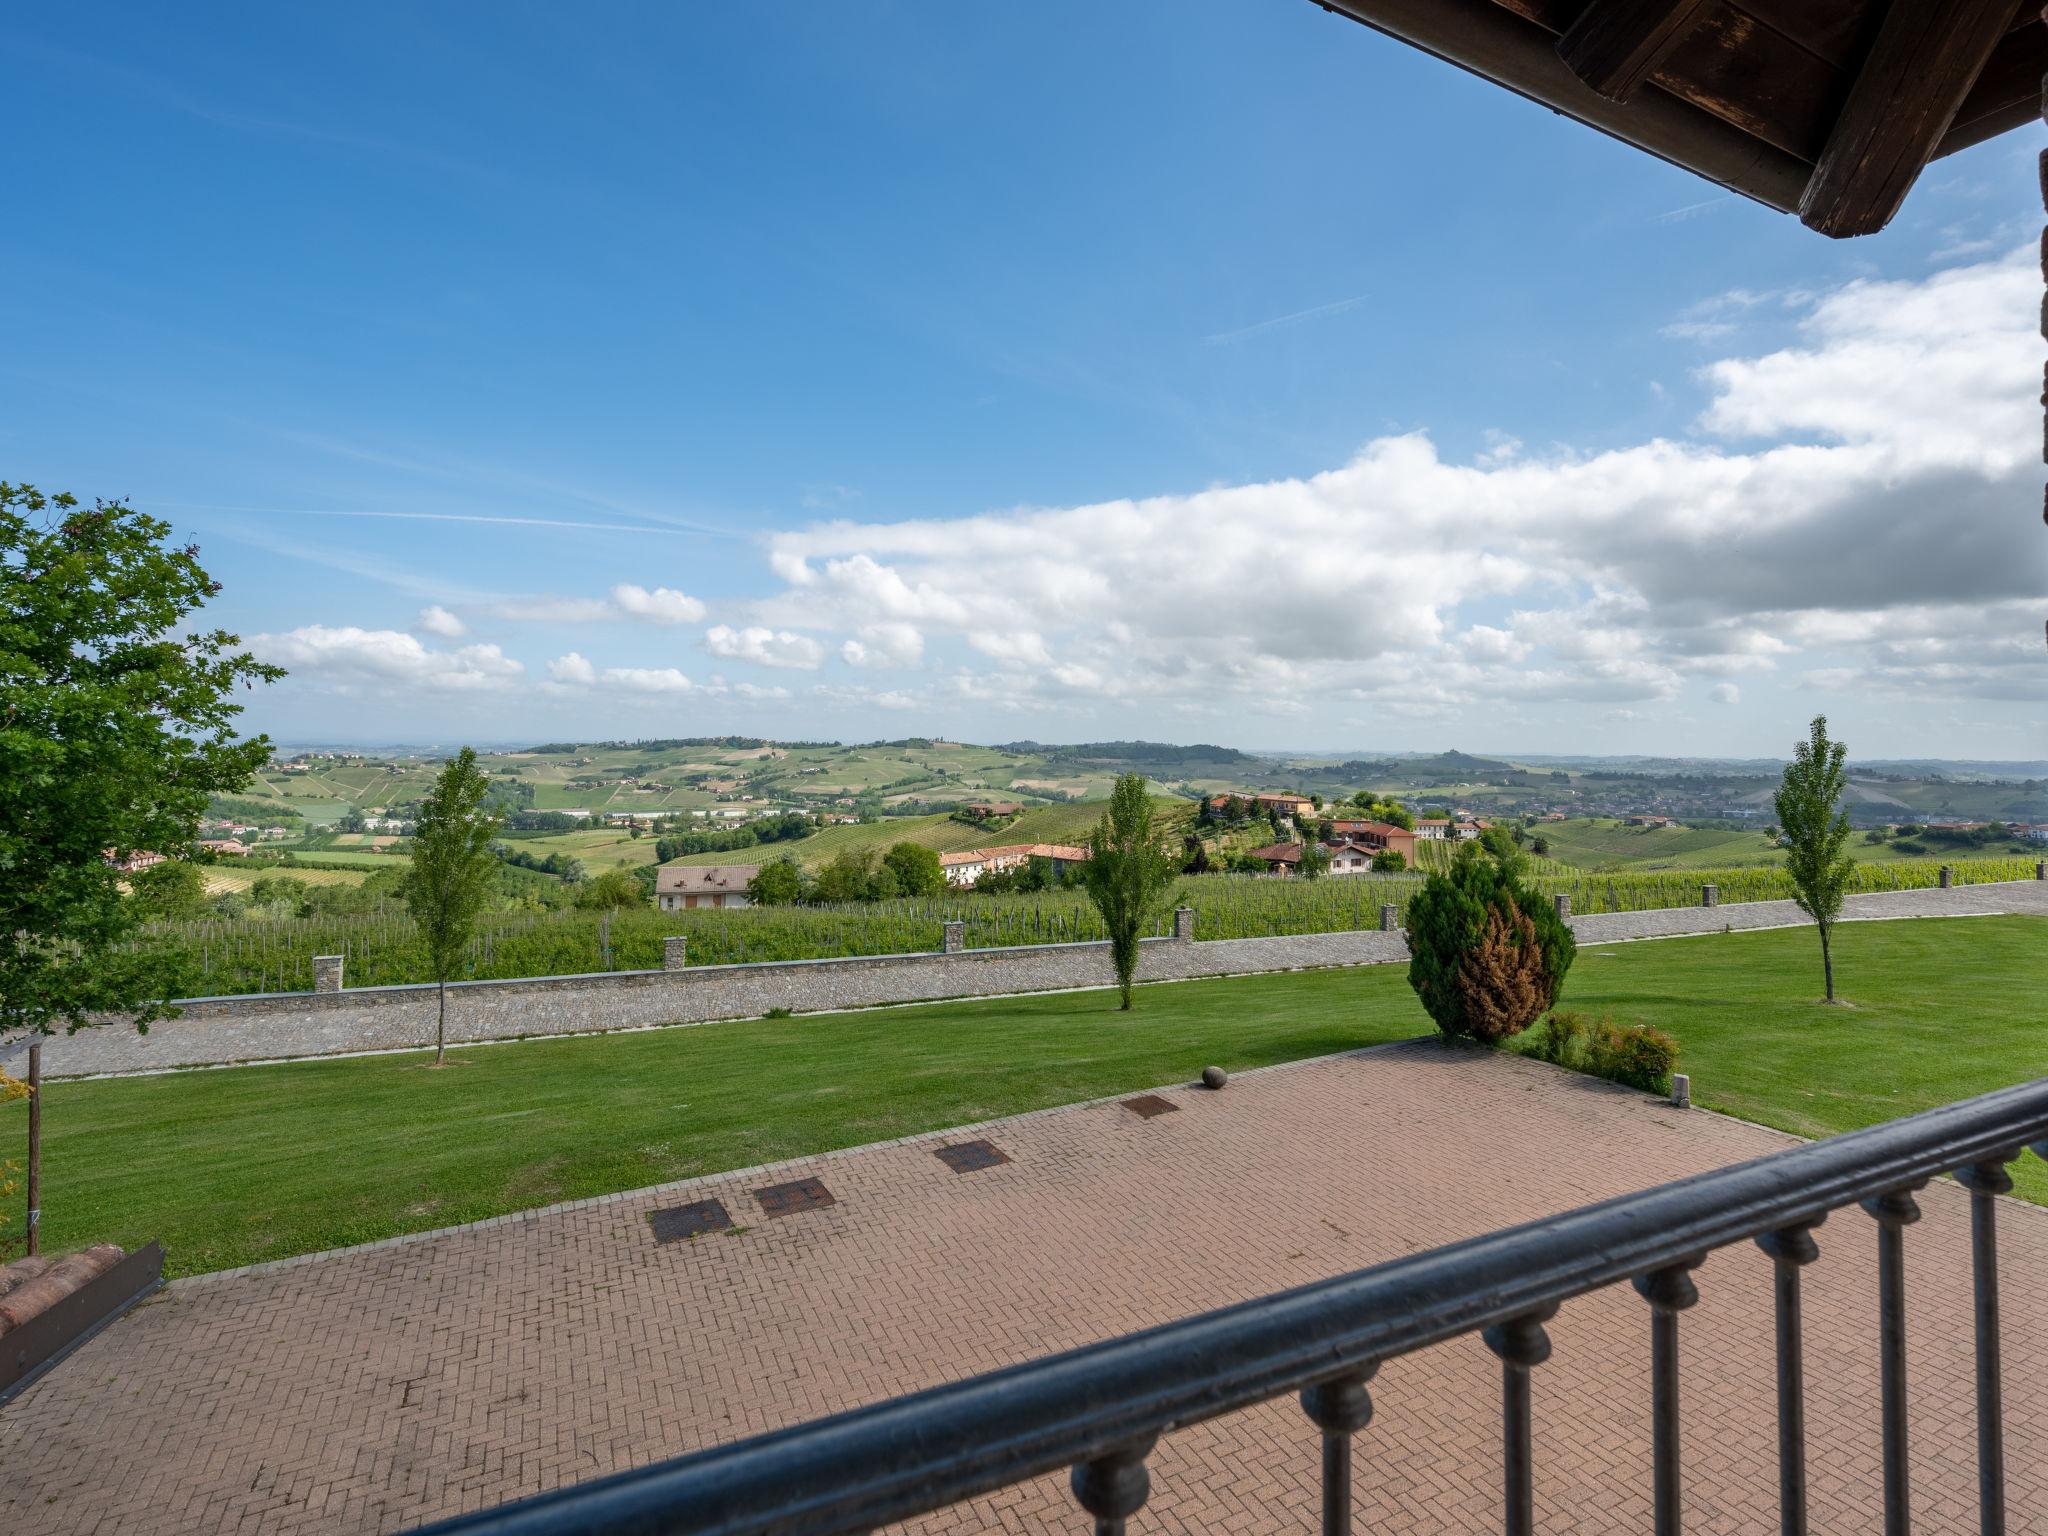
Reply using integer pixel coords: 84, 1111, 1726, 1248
1556, 0, 1712, 103
1798, 0, 2021, 238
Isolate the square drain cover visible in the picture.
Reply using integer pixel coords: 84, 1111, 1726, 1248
1121, 1094, 1180, 1119
934, 1140, 1010, 1173
648, 1199, 732, 1243
755, 1176, 836, 1218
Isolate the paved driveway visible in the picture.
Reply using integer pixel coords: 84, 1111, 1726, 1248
4, 1043, 2045, 1533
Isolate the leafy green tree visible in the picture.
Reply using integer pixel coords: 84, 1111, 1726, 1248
882, 841, 945, 898
1, 485, 279, 1044
1081, 774, 1178, 1010
747, 859, 806, 906
127, 860, 211, 922
815, 846, 880, 904
1774, 715, 1854, 1002
1349, 792, 1415, 829
574, 868, 647, 910
1370, 849, 1406, 872
1406, 841, 1574, 1044
1298, 840, 1331, 880
402, 747, 503, 1064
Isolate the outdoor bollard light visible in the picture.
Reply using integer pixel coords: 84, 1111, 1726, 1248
1671, 1073, 1691, 1109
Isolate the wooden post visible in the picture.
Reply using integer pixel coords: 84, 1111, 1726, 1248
26, 1042, 42, 1258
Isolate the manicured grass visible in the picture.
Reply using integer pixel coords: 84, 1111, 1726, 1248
1551, 915, 2048, 1202
4, 914, 2041, 1277
0, 967, 1425, 1277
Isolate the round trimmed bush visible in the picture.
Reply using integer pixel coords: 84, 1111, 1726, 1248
1405, 843, 1575, 1044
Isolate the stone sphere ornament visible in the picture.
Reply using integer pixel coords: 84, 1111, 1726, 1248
1201, 1065, 1228, 1090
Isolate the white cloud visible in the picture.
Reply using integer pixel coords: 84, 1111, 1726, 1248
839, 622, 925, 668
608, 583, 706, 625
1709, 683, 1741, 705
703, 624, 825, 669
415, 604, 467, 638
252, 627, 523, 692
740, 249, 2039, 719
546, 651, 597, 685
483, 584, 707, 626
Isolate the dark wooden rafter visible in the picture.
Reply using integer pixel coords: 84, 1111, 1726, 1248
1557, 0, 1714, 101
1799, 0, 2022, 236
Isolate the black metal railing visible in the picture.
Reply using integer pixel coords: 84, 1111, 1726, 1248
413, 1077, 2048, 1536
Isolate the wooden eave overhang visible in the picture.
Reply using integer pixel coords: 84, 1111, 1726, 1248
1313, 0, 2044, 236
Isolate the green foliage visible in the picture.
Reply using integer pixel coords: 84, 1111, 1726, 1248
1775, 715, 1854, 1000
1082, 774, 1179, 1010
882, 841, 945, 898
0, 484, 280, 1041
1349, 793, 1414, 829
1297, 840, 1331, 879
574, 868, 648, 911
1405, 842, 1574, 1043
747, 859, 805, 906
402, 747, 502, 1059
1525, 1008, 1678, 1094
1371, 849, 1406, 872
127, 860, 210, 922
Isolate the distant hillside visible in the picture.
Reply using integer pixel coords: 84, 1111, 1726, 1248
997, 740, 1253, 768
665, 800, 1176, 871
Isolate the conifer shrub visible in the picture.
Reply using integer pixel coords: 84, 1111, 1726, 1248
1405, 841, 1574, 1044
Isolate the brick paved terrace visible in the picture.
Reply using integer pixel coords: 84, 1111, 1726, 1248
5, 1041, 2047, 1534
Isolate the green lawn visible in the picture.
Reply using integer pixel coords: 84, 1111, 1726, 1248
4, 914, 2042, 1277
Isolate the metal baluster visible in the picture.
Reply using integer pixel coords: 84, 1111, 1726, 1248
1957, 1154, 2018, 1536
1633, 1257, 1703, 1536
1070, 1437, 1156, 1536
1862, 1185, 1924, 1536
1755, 1218, 1824, 1536
1302, 1366, 1377, 1536
1482, 1305, 1557, 1536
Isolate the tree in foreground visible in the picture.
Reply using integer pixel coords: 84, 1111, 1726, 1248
1081, 773, 1178, 1010
1406, 840, 1574, 1044
1774, 714, 1854, 1002
0, 484, 280, 1051
402, 748, 503, 1064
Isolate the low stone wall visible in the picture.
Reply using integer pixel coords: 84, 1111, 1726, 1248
3, 927, 1409, 1079
6, 880, 2041, 1080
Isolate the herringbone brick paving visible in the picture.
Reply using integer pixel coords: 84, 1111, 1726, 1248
4, 1041, 2045, 1533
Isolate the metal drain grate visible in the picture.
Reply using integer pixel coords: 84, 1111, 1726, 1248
754, 1177, 836, 1217
934, 1140, 1010, 1173
1120, 1094, 1180, 1119
648, 1199, 733, 1243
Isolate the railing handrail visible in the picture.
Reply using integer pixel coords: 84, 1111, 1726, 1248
411, 1075, 2048, 1536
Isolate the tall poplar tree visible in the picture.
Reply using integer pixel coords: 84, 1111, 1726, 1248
1774, 715, 1854, 1002
402, 748, 502, 1063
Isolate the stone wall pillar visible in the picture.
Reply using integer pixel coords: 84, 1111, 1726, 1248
663, 936, 688, 971
1701, 884, 1719, 908
312, 955, 343, 994
1378, 903, 1398, 933
1939, 865, 1954, 890
1173, 906, 1195, 943
2036, 860, 2046, 881
942, 920, 965, 954
1553, 893, 1571, 920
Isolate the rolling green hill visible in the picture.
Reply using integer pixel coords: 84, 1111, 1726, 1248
665, 800, 1155, 870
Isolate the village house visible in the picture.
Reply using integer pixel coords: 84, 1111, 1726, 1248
1326, 819, 1419, 865
960, 801, 1023, 821
102, 849, 167, 873
197, 838, 252, 857
1414, 817, 1485, 842
939, 842, 1092, 888
654, 866, 755, 911
1211, 792, 1316, 820
1244, 842, 1302, 874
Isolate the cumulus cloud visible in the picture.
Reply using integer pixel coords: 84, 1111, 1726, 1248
415, 604, 467, 638
1709, 683, 1741, 705
703, 624, 825, 669
252, 627, 523, 691
746, 248, 2040, 716
546, 651, 597, 685
483, 583, 705, 626
839, 622, 925, 668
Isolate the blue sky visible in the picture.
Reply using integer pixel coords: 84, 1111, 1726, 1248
6, 3, 2042, 757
